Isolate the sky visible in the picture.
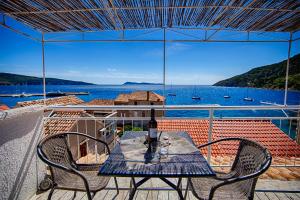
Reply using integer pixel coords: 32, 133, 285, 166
0, 18, 299, 85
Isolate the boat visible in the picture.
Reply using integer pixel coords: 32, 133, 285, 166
167, 83, 176, 96
243, 87, 253, 101
191, 85, 201, 100
243, 97, 253, 101
224, 95, 230, 98
192, 96, 201, 100
46, 91, 66, 97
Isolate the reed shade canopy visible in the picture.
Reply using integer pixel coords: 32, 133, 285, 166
1, 0, 300, 33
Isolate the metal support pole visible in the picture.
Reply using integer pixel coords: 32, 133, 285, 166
284, 33, 293, 105
163, 28, 166, 116
42, 33, 46, 104
207, 109, 214, 164
95, 120, 98, 162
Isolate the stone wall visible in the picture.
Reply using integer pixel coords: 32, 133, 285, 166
0, 106, 45, 200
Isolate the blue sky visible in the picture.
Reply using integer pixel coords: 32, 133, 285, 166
0, 20, 299, 85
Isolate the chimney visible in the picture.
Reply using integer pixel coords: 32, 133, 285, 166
147, 91, 149, 101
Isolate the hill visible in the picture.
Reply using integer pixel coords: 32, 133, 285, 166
213, 54, 300, 90
0, 73, 95, 85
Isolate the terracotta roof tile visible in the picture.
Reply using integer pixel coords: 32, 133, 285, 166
85, 99, 114, 105
115, 91, 164, 102
43, 111, 82, 136
157, 119, 300, 158
16, 95, 84, 107
0, 104, 9, 110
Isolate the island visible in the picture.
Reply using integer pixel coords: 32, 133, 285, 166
213, 53, 300, 91
122, 82, 163, 85
0, 72, 95, 85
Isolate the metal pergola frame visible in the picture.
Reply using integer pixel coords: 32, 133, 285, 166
0, 12, 298, 106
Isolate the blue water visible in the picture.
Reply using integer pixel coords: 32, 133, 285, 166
1, 85, 299, 137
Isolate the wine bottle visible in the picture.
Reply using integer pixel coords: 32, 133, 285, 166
148, 108, 158, 143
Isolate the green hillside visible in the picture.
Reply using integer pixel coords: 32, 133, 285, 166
213, 54, 300, 91
0, 73, 95, 85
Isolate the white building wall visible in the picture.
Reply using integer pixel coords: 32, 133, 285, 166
0, 106, 45, 200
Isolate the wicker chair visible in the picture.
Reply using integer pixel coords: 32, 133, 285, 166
37, 132, 119, 200
186, 138, 272, 200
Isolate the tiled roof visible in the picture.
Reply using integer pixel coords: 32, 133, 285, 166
0, 104, 9, 110
115, 91, 164, 102
85, 99, 114, 105
157, 119, 300, 158
16, 95, 84, 107
213, 156, 300, 181
43, 111, 82, 136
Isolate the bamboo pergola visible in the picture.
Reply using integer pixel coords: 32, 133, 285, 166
1, 0, 300, 33
0, 0, 300, 105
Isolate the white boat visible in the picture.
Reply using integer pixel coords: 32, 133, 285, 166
243, 97, 253, 101
192, 85, 201, 100
243, 87, 253, 101
224, 95, 230, 98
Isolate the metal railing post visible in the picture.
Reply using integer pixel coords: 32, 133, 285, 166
95, 120, 98, 162
207, 109, 214, 164
85, 119, 89, 161
76, 121, 80, 159
41, 33, 46, 105
284, 32, 292, 105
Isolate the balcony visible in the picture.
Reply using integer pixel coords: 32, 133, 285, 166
1, 104, 299, 200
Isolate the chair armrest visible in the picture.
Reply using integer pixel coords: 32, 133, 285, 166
197, 137, 244, 149
214, 170, 238, 180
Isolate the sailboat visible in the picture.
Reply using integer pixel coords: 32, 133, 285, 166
167, 83, 176, 96
223, 88, 230, 98
191, 85, 201, 100
243, 87, 253, 101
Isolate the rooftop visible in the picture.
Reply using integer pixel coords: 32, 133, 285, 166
43, 111, 83, 136
15, 95, 84, 107
0, 104, 9, 110
158, 119, 300, 157
115, 91, 165, 103
85, 99, 115, 106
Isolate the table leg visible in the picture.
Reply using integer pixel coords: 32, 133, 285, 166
159, 177, 184, 200
128, 177, 151, 200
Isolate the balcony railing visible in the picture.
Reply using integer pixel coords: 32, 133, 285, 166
44, 104, 300, 169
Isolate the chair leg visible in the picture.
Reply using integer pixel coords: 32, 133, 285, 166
72, 191, 77, 200
184, 179, 190, 200
47, 187, 55, 200
114, 177, 119, 195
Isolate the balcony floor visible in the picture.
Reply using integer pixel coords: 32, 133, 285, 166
30, 178, 300, 200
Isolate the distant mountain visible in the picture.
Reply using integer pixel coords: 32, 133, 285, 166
0, 73, 95, 85
213, 54, 300, 91
123, 82, 163, 85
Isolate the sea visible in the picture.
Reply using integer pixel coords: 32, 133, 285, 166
1, 85, 299, 138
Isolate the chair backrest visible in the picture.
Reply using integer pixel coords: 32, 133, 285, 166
230, 139, 271, 198
37, 134, 76, 182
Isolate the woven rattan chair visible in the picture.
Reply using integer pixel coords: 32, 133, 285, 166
37, 132, 119, 200
186, 138, 272, 200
